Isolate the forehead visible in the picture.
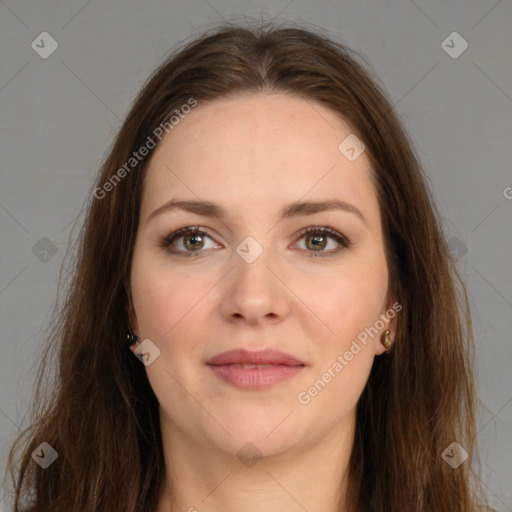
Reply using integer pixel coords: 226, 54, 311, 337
141, 93, 379, 227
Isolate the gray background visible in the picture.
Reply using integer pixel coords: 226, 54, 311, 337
1, 0, 511, 510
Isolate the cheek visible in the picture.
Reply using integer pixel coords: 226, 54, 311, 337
130, 255, 180, 339
308, 351, 374, 425
297, 259, 387, 346
130, 250, 185, 339
297, 271, 381, 414
300, 259, 386, 411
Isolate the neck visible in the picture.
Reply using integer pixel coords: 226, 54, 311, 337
156, 411, 355, 512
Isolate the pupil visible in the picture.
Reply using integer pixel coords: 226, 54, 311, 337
186, 234, 202, 250
309, 234, 325, 250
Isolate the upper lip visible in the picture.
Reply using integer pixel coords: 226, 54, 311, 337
206, 348, 305, 366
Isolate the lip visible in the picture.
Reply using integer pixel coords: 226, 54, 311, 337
206, 348, 306, 390
206, 348, 305, 366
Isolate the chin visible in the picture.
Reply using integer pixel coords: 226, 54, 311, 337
200, 409, 306, 457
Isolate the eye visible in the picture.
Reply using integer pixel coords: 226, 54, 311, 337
158, 226, 218, 257
294, 226, 352, 257
159, 225, 352, 258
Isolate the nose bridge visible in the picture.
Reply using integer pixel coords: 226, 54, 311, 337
234, 232, 276, 295
221, 233, 287, 323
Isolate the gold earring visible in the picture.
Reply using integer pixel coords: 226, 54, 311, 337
381, 329, 392, 349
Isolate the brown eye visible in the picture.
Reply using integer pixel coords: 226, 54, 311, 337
159, 227, 218, 257
305, 232, 328, 251
182, 232, 205, 251
296, 226, 352, 257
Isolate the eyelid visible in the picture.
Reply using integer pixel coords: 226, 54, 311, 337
159, 225, 352, 257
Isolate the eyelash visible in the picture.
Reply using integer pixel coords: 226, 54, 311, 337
158, 225, 352, 258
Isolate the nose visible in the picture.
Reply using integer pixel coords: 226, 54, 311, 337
218, 243, 291, 327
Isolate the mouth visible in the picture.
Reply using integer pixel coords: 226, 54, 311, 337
206, 348, 306, 390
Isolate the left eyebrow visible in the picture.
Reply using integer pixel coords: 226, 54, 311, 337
148, 198, 369, 227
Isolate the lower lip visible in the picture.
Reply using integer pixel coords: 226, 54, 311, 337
207, 364, 305, 390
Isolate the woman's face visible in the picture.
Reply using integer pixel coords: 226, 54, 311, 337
129, 92, 397, 459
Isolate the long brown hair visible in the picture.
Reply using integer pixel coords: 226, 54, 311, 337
4, 21, 492, 511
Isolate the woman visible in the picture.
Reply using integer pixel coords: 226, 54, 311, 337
5, 22, 492, 511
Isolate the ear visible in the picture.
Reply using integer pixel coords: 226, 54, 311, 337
126, 313, 140, 355
373, 294, 400, 356
124, 280, 139, 353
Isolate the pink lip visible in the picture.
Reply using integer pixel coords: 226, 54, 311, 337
206, 348, 304, 366
206, 349, 306, 390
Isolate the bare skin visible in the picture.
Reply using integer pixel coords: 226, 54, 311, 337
129, 92, 397, 512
